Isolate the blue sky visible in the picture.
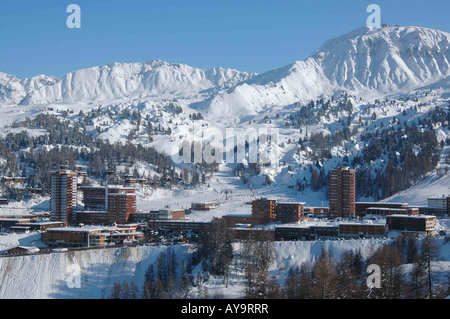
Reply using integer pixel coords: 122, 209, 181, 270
0, 0, 449, 78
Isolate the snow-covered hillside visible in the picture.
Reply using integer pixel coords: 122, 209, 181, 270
0, 24, 448, 209
384, 172, 450, 206
0, 238, 448, 299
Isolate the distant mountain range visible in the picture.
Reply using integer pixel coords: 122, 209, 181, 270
0, 25, 447, 113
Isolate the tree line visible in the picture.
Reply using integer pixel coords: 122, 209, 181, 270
109, 233, 448, 299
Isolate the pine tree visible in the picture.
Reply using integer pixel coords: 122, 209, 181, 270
311, 247, 336, 299
420, 237, 441, 299
110, 282, 122, 299
409, 254, 427, 299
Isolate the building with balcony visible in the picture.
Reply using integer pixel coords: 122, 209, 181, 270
329, 167, 356, 218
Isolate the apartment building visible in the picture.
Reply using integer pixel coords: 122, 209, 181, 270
78, 186, 137, 225
329, 167, 356, 217
146, 220, 211, 234
107, 192, 136, 223
80, 186, 135, 211
42, 226, 143, 247
275, 225, 311, 241
251, 198, 276, 225
339, 223, 387, 238
365, 207, 419, 216
50, 170, 78, 223
427, 196, 448, 210
355, 202, 408, 216
275, 202, 305, 224
222, 214, 253, 227
386, 215, 436, 234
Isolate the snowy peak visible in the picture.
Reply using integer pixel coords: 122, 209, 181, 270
0, 72, 57, 105
201, 58, 335, 118
205, 66, 256, 87
312, 25, 450, 91
19, 61, 254, 105
0, 72, 25, 104
199, 25, 450, 118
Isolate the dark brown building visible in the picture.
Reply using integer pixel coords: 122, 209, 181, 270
76, 211, 117, 225
107, 192, 136, 223
222, 214, 253, 227
251, 198, 276, 225
310, 225, 339, 238
329, 167, 356, 218
0, 218, 31, 230
365, 207, 419, 216
339, 223, 387, 237
231, 228, 275, 241
147, 220, 211, 234
275, 226, 311, 241
78, 186, 137, 225
355, 202, 408, 216
129, 211, 160, 222
275, 202, 305, 224
81, 186, 135, 211
386, 215, 436, 234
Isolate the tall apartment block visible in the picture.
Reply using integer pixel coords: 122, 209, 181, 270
50, 170, 78, 223
251, 198, 276, 225
329, 167, 356, 218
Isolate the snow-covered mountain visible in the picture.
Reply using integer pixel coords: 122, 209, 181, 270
198, 58, 337, 118
313, 26, 450, 91
0, 73, 57, 105
200, 25, 450, 118
0, 25, 447, 111
19, 60, 255, 105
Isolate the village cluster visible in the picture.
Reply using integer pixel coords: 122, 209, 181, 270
0, 167, 447, 256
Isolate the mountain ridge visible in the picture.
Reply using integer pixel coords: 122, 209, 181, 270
202, 25, 450, 118
0, 25, 447, 109
18, 60, 255, 105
